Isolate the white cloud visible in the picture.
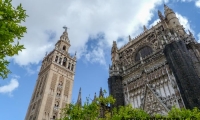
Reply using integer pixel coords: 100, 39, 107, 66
84, 40, 107, 66
178, 0, 200, 8
0, 78, 19, 96
180, 0, 193, 2
195, 0, 200, 7
197, 33, 200, 43
10, 0, 168, 66
176, 13, 194, 34
24, 66, 36, 75
11, 74, 20, 79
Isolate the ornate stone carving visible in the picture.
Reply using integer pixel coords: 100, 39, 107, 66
45, 96, 53, 113
143, 84, 169, 115
50, 73, 58, 90
108, 5, 200, 115
64, 80, 70, 96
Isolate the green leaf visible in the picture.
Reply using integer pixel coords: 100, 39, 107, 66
0, 0, 27, 79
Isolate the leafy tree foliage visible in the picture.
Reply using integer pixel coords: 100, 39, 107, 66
59, 91, 150, 120
60, 95, 115, 120
60, 94, 200, 120
0, 0, 27, 79
167, 107, 200, 119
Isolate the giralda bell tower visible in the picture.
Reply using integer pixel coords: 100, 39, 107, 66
25, 27, 77, 120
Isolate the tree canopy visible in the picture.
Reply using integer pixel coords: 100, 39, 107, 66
0, 0, 27, 79
59, 94, 200, 120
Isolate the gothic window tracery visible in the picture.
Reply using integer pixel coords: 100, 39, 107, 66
135, 46, 153, 62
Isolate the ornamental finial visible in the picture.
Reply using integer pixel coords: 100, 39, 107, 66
63, 26, 69, 32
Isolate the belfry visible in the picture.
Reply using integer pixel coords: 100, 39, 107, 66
25, 27, 77, 120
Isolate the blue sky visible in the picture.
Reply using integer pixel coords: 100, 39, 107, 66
1, 0, 200, 120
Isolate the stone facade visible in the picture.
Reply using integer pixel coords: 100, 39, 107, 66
25, 27, 76, 120
108, 5, 200, 115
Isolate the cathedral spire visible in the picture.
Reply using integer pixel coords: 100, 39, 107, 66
188, 30, 193, 36
143, 25, 147, 31
164, 4, 175, 16
111, 41, 119, 64
99, 87, 104, 97
164, 4, 168, 10
76, 87, 82, 106
129, 35, 131, 41
158, 10, 165, 20
92, 92, 97, 102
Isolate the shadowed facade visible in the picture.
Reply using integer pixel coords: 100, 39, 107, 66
108, 5, 200, 115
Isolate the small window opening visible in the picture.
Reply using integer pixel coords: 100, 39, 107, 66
63, 45, 66, 50
63, 57, 67, 67
68, 63, 71, 69
71, 64, 74, 71
57, 90, 61, 96
53, 116, 56, 119
36, 92, 39, 98
29, 115, 33, 120
58, 81, 63, 86
55, 56, 58, 62
33, 117, 36, 120
32, 103, 36, 110
55, 101, 59, 107
59, 58, 62, 64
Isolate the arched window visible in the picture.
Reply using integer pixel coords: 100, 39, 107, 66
63, 45, 66, 50
55, 101, 59, 107
58, 81, 63, 86
57, 90, 61, 96
55, 56, 58, 62
59, 58, 62, 64
68, 63, 71, 69
135, 46, 153, 62
63, 57, 67, 67
71, 64, 74, 71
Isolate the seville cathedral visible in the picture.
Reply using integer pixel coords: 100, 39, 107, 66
25, 27, 76, 120
108, 4, 200, 115
25, 4, 200, 120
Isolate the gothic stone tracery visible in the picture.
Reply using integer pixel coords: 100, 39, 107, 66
108, 5, 200, 115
